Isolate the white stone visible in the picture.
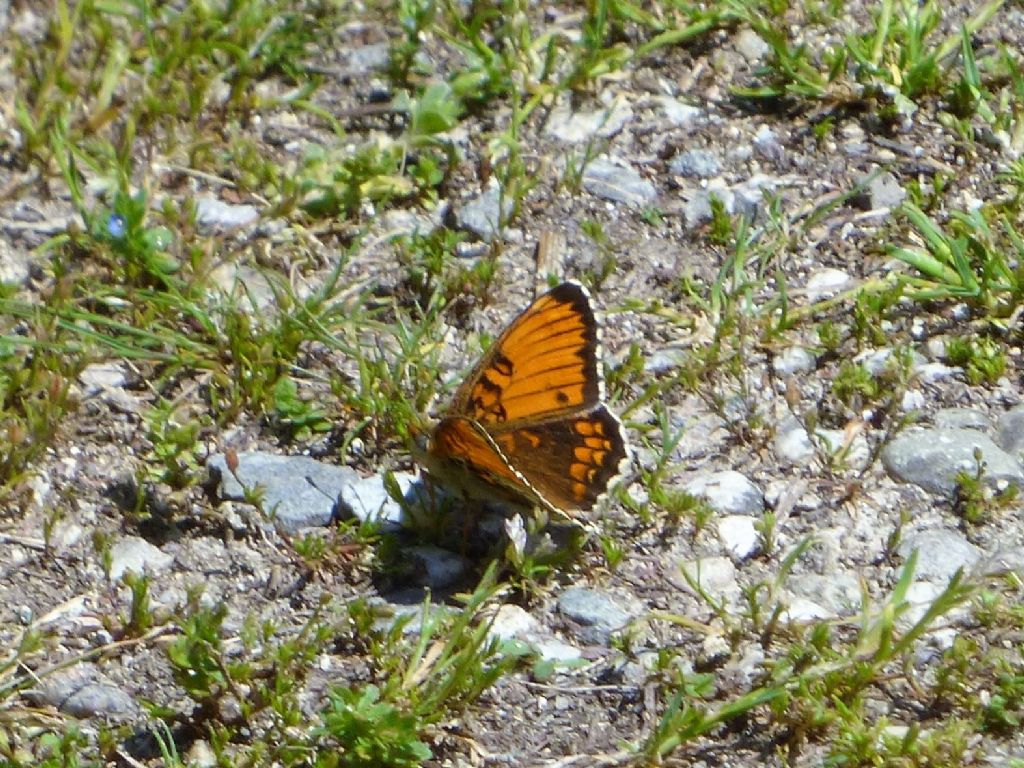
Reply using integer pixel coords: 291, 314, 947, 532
717, 515, 759, 559
806, 268, 852, 301
109, 537, 173, 580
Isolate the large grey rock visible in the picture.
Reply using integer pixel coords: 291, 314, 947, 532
806, 268, 852, 301
78, 362, 127, 396
0, 236, 33, 285
346, 42, 389, 74
208, 452, 359, 533
337, 471, 413, 532
996, 405, 1024, 459
787, 572, 862, 617
881, 428, 1024, 496
652, 96, 702, 127
675, 556, 739, 602
405, 545, 469, 590
856, 170, 906, 210
932, 408, 990, 432
774, 417, 815, 465
775, 347, 816, 375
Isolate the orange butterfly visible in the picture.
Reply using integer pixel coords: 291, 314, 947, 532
414, 282, 629, 518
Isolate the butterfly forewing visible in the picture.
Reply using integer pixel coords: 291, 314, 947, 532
449, 283, 601, 425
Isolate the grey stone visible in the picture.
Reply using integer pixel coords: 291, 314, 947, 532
455, 181, 513, 240
652, 96, 702, 127
405, 545, 469, 590
109, 536, 173, 580
978, 546, 1024, 579
454, 241, 489, 260
932, 408, 990, 432
488, 604, 581, 663
775, 417, 815, 465
732, 181, 765, 219
996, 405, 1024, 458
775, 347, 816, 375
735, 28, 769, 62
79, 363, 126, 396
752, 125, 783, 164
684, 184, 733, 228
914, 362, 959, 383
676, 556, 739, 601
31, 664, 137, 718
686, 470, 764, 515
557, 587, 630, 644
337, 472, 413, 532
346, 42, 389, 74
644, 348, 687, 375
717, 515, 759, 559
380, 204, 447, 238
582, 158, 657, 207
900, 389, 926, 413
783, 598, 830, 621
787, 572, 861, 617
0, 237, 32, 285
902, 580, 945, 625
545, 97, 633, 143
881, 428, 1024, 496
208, 452, 360, 533
899, 529, 982, 582
489, 603, 538, 640
860, 171, 907, 210
196, 195, 259, 233
63, 683, 137, 718
669, 149, 720, 179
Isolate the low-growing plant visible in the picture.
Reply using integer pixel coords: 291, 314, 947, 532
889, 203, 1024, 312
945, 335, 1008, 385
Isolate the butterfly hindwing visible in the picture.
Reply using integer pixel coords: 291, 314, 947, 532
423, 281, 629, 517
430, 406, 628, 514
490, 406, 628, 512
449, 282, 601, 425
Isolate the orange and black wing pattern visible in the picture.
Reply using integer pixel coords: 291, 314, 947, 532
430, 406, 627, 514
448, 282, 601, 426
424, 281, 629, 516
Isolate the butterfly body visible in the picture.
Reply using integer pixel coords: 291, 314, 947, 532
416, 282, 629, 518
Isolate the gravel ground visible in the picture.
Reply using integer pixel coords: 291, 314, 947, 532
2, 0, 1024, 765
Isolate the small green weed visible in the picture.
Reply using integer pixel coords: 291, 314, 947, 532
953, 447, 1020, 525
945, 335, 1008, 385
889, 203, 1024, 312
316, 685, 432, 767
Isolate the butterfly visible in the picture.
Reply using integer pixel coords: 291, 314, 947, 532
413, 281, 629, 518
